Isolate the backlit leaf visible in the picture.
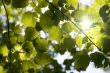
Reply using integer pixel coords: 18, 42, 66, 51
49, 26, 62, 42
66, 0, 78, 9
0, 65, 4, 73
21, 12, 37, 28
61, 22, 79, 33
75, 34, 84, 48
0, 44, 9, 56
14, 44, 22, 51
72, 10, 85, 22
12, 25, 21, 35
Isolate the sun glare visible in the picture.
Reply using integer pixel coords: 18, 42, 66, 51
79, 16, 92, 30
79, 0, 94, 6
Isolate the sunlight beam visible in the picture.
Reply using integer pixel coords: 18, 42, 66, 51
79, 0, 94, 6
79, 16, 92, 30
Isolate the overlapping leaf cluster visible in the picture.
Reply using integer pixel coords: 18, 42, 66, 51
0, 0, 110, 73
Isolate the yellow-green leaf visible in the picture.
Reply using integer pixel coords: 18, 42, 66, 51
49, 26, 62, 42
75, 34, 84, 48
0, 44, 9, 56
21, 12, 37, 28
66, 0, 78, 8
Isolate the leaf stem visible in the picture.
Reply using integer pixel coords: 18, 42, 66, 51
2, 0, 12, 72
45, 0, 100, 50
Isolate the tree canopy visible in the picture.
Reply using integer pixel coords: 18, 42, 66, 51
0, 0, 110, 73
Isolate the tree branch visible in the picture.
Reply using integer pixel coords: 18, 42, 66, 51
45, 0, 101, 50
2, 0, 12, 72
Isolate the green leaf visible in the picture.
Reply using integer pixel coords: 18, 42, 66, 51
72, 10, 85, 22
35, 38, 48, 53
37, 0, 48, 7
21, 12, 37, 28
17, 35, 24, 44
12, 25, 21, 35
14, 44, 22, 51
50, 60, 64, 73
25, 27, 39, 41
58, 0, 66, 7
103, 59, 110, 68
90, 52, 106, 68
82, 37, 88, 44
35, 22, 42, 31
0, 65, 4, 73
75, 34, 84, 48
40, 10, 54, 31
12, 52, 20, 61
12, 0, 28, 8
11, 61, 21, 73
84, 42, 93, 52
22, 60, 38, 72
74, 51, 90, 71
86, 26, 103, 48
52, 11, 62, 25
62, 37, 75, 51
0, 22, 3, 34
61, 22, 79, 33
34, 53, 52, 66
64, 59, 74, 70
49, 26, 62, 42
66, 0, 78, 9
102, 37, 110, 53
4, 0, 11, 5
99, 4, 110, 25
22, 41, 34, 53
101, 23, 110, 35
0, 44, 9, 56
10, 36, 17, 45
41, 66, 53, 73
28, 68, 35, 73
0, 0, 2, 6
34, 6, 42, 14
87, 0, 109, 20
53, 44, 66, 54
22, 60, 30, 71
52, 0, 58, 6
2, 32, 14, 44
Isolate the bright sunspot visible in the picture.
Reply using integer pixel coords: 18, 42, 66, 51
79, 0, 94, 6
79, 16, 92, 30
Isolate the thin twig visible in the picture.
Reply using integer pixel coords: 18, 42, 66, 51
2, 0, 12, 72
45, 0, 100, 49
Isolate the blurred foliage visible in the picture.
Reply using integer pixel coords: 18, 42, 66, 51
0, 0, 110, 73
